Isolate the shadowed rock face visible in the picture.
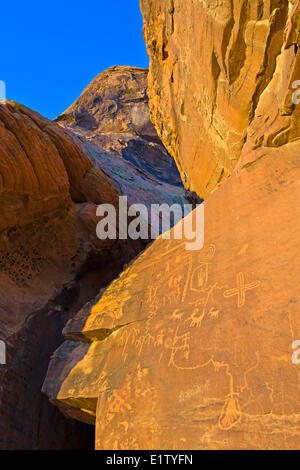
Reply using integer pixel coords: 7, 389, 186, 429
43, 1, 300, 450
0, 101, 123, 449
0, 100, 135, 340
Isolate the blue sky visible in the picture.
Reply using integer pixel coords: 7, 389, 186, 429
0, 1, 149, 119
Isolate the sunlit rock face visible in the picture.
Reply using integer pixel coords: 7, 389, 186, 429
43, 0, 300, 450
140, 0, 296, 198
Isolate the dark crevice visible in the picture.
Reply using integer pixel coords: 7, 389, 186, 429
228, 0, 248, 84
0, 240, 147, 449
249, 0, 289, 122
221, 0, 235, 76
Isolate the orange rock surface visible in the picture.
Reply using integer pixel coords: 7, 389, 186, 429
43, 0, 300, 450
140, 0, 296, 197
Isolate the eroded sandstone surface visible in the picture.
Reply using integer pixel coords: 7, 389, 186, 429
56, 66, 188, 213
43, 0, 300, 450
141, 0, 298, 197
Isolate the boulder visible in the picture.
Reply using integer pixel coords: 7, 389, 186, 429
56, 66, 188, 214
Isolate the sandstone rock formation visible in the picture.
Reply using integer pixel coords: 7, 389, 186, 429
0, 65, 185, 449
56, 66, 188, 214
43, 0, 300, 450
141, 0, 297, 197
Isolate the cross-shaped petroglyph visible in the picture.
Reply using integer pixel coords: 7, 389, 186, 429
223, 272, 260, 308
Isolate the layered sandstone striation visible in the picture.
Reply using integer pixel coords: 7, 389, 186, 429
0, 100, 128, 340
140, 0, 297, 197
44, 0, 300, 450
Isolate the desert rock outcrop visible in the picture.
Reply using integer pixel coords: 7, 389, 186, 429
141, 0, 295, 197
56, 66, 188, 213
